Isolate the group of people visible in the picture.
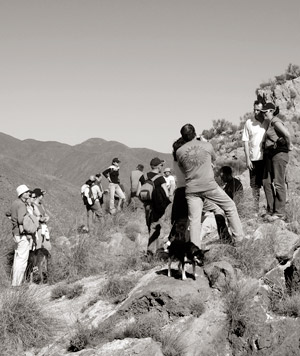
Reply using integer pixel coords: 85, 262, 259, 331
9, 185, 50, 286
10, 98, 292, 285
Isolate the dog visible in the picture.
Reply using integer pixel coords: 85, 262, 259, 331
167, 240, 206, 280
25, 247, 50, 284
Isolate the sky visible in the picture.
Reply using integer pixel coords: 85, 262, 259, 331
1, 0, 300, 153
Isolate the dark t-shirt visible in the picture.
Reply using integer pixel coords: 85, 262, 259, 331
265, 117, 289, 155
139, 172, 166, 187
224, 178, 243, 200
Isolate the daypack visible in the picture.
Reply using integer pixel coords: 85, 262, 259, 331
83, 186, 96, 206
139, 174, 160, 201
23, 213, 39, 234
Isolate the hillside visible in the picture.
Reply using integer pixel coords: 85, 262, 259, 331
0, 134, 172, 189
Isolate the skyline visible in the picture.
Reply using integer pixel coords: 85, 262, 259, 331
1, 0, 300, 153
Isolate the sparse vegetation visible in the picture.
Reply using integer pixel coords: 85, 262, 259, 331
0, 287, 56, 351
99, 275, 138, 303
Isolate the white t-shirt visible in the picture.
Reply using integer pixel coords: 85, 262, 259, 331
242, 118, 269, 161
164, 175, 176, 190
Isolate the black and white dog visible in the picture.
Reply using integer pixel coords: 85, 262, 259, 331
25, 247, 50, 284
167, 240, 206, 280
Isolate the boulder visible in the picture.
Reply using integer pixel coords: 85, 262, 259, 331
274, 230, 300, 263
204, 261, 237, 291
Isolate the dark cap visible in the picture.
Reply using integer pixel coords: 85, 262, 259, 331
150, 157, 165, 167
261, 102, 276, 111
33, 188, 46, 197
112, 157, 121, 163
136, 164, 144, 171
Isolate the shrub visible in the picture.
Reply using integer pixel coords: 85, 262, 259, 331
160, 332, 187, 356
0, 287, 55, 351
51, 283, 84, 300
68, 323, 90, 352
99, 275, 138, 303
223, 279, 259, 339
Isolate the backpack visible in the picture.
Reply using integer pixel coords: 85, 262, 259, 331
83, 186, 96, 206
23, 213, 39, 234
139, 174, 160, 202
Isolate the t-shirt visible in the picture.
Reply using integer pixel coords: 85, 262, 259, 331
265, 117, 289, 154
164, 175, 176, 191
173, 161, 185, 189
11, 198, 27, 236
176, 139, 218, 194
242, 117, 269, 161
130, 170, 143, 193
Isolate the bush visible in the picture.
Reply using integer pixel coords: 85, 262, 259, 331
223, 279, 259, 339
99, 275, 138, 303
0, 287, 55, 351
68, 323, 90, 352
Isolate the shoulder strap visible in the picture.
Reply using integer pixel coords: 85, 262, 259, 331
150, 174, 160, 182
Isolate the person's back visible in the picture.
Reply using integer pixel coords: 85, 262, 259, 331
176, 139, 217, 193
130, 168, 144, 195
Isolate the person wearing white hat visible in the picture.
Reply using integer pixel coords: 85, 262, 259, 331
11, 184, 31, 286
163, 167, 176, 200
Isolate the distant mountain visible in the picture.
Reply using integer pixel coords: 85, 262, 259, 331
0, 133, 172, 187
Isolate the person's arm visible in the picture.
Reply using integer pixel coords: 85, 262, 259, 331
244, 141, 253, 170
273, 121, 292, 151
169, 177, 176, 197
102, 168, 112, 182
161, 181, 170, 199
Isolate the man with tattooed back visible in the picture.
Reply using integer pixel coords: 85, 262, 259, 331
176, 124, 244, 248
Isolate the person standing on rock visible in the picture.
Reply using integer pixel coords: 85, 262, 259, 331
10, 184, 32, 286
136, 157, 171, 256
242, 100, 269, 212
102, 158, 125, 215
176, 124, 244, 248
128, 164, 144, 210
261, 102, 292, 221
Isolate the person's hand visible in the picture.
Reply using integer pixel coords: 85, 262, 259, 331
246, 159, 253, 170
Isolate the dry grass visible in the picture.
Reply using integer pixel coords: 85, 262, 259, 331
99, 275, 138, 304
223, 278, 259, 340
0, 287, 56, 351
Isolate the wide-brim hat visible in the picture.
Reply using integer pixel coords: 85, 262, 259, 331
16, 184, 30, 197
164, 167, 171, 173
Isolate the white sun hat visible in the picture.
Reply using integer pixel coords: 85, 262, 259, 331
16, 184, 30, 197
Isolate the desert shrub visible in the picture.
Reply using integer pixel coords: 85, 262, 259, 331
275, 74, 287, 85
188, 298, 205, 317
118, 312, 166, 340
160, 332, 187, 356
285, 63, 300, 80
202, 128, 215, 140
99, 275, 138, 303
223, 279, 259, 339
0, 287, 55, 351
68, 323, 90, 352
269, 288, 300, 317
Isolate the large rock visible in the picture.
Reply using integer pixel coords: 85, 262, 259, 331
204, 261, 237, 291
274, 229, 300, 263
65, 338, 164, 356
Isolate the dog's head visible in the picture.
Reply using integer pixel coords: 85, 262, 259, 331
192, 249, 209, 267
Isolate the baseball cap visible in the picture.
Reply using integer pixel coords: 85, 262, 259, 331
33, 188, 46, 197
112, 157, 121, 163
150, 157, 165, 167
